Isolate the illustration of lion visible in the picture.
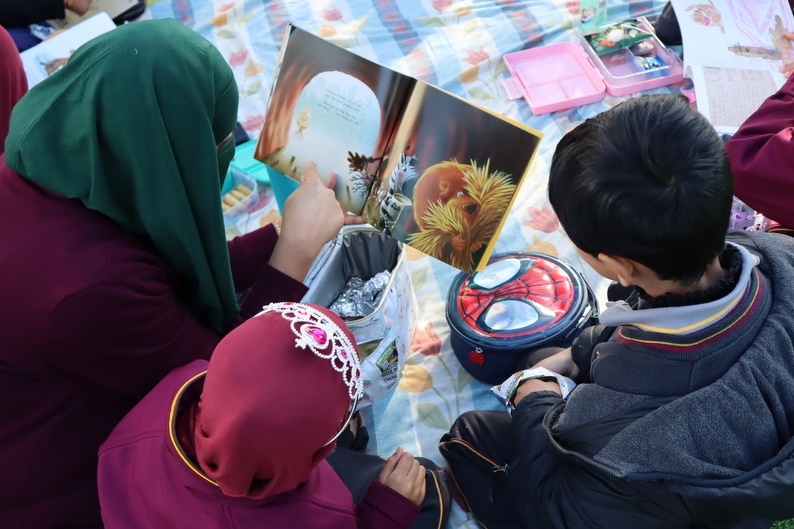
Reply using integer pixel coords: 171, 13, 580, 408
407, 160, 515, 272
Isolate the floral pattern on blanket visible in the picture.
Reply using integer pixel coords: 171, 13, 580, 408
148, 1, 677, 526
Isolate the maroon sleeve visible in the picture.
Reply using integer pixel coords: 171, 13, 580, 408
726, 76, 794, 229
355, 481, 419, 529
41, 225, 309, 397
41, 269, 221, 399
226, 225, 280, 292
1, 26, 27, 154
226, 224, 308, 324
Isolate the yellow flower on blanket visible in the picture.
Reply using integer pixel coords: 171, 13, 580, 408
317, 25, 337, 37
457, 66, 479, 84
455, 4, 472, 17
525, 235, 559, 257
245, 61, 264, 77
398, 363, 434, 393
211, 12, 228, 27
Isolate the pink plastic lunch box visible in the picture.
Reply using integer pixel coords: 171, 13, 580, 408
502, 17, 684, 115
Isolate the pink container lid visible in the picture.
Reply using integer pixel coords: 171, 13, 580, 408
502, 42, 606, 115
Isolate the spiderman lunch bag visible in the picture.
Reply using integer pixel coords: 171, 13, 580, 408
446, 252, 598, 384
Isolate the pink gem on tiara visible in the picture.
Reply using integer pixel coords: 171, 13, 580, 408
308, 327, 328, 346
257, 302, 364, 401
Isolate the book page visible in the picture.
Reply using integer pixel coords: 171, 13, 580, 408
363, 82, 542, 272
671, 0, 794, 130
671, 0, 794, 80
255, 27, 414, 214
689, 65, 779, 133
20, 13, 116, 88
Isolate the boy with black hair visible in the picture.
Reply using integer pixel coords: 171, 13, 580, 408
439, 94, 794, 529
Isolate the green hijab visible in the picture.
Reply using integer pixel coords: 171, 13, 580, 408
5, 19, 239, 333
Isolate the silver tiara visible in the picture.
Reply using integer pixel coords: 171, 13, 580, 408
258, 303, 364, 401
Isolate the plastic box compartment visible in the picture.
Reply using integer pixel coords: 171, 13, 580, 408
220, 171, 259, 224
502, 17, 683, 114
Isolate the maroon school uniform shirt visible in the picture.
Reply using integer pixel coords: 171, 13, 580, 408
1, 25, 27, 154
726, 75, 794, 230
0, 161, 307, 528
98, 360, 419, 529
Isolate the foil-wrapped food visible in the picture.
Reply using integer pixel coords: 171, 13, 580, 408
330, 271, 392, 318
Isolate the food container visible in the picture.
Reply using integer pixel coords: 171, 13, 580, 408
501, 17, 684, 115
301, 226, 417, 408
220, 171, 259, 224
228, 139, 272, 186
447, 252, 598, 384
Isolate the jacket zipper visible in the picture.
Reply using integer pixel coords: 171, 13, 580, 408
543, 401, 626, 479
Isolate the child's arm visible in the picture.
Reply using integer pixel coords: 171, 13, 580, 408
226, 225, 308, 323
509, 390, 567, 525
355, 449, 421, 529
355, 481, 419, 529
726, 74, 794, 229
569, 324, 615, 382
522, 324, 614, 386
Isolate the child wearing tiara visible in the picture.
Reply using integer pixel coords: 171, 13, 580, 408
98, 302, 449, 529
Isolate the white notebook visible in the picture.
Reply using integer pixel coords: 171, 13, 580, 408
20, 12, 116, 88
670, 0, 794, 134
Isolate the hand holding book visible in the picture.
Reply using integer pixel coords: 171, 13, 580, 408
65, 0, 91, 15
780, 31, 794, 77
270, 162, 363, 282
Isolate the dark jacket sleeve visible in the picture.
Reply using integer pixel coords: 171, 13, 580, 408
511, 396, 695, 529
0, 0, 65, 27
725, 75, 794, 229
226, 224, 308, 323
510, 392, 573, 527
571, 324, 614, 383
355, 480, 419, 529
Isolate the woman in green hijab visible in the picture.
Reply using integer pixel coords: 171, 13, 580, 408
0, 19, 348, 528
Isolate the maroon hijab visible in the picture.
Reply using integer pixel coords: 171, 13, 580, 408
0, 26, 27, 155
193, 303, 362, 500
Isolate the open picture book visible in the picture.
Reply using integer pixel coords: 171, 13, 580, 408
255, 26, 542, 273
670, 0, 794, 134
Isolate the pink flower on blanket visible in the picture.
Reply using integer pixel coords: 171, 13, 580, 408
322, 8, 343, 21
228, 50, 248, 68
412, 322, 442, 357
432, 0, 453, 13
241, 114, 264, 133
464, 49, 490, 65
565, 0, 580, 16
522, 202, 560, 233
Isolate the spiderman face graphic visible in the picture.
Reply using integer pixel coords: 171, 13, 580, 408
450, 253, 585, 343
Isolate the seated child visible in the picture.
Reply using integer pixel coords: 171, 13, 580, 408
98, 302, 449, 529
439, 94, 794, 529
726, 73, 794, 234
